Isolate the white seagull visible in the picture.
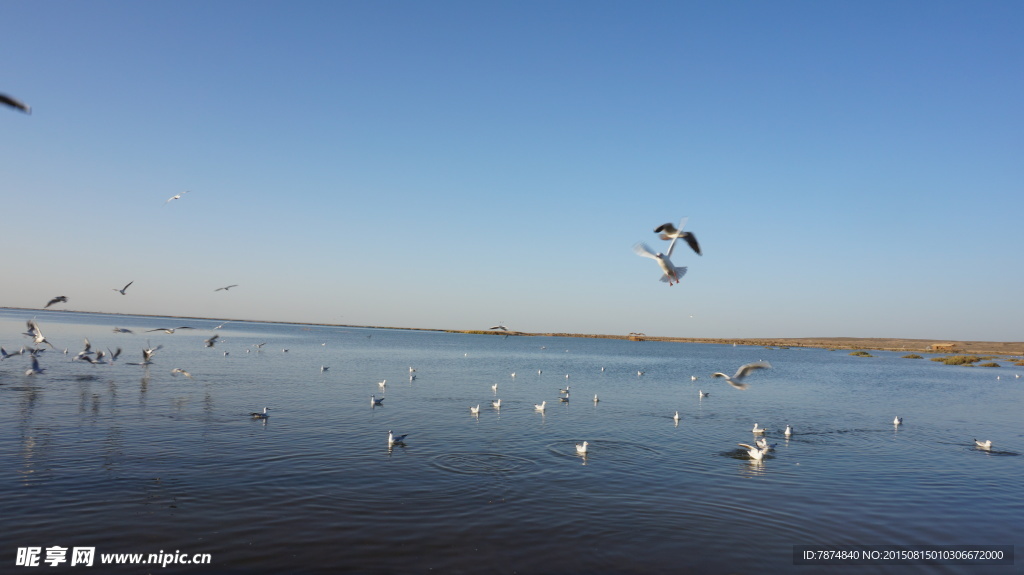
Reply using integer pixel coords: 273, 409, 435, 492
24, 320, 55, 349
593, 394, 599, 403
113, 281, 134, 295
1, 346, 25, 360
26, 356, 46, 375
250, 407, 270, 419
576, 441, 589, 455
784, 424, 793, 437
752, 423, 767, 434
738, 443, 766, 460
491, 399, 502, 408
756, 437, 777, 451
711, 361, 772, 390
320, 366, 329, 373
147, 327, 195, 334
491, 383, 498, 393
535, 400, 547, 412
378, 380, 387, 390
974, 438, 993, 449
470, 404, 481, 415
371, 395, 384, 406
388, 430, 407, 445
633, 241, 687, 286
170, 368, 193, 379
653, 218, 702, 256
673, 411, 680, 423
894, 416, 903, 426
699, 390, 709, 398
164, 191, 189, 205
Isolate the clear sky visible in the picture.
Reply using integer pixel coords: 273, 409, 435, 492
3, 1, 1022, 340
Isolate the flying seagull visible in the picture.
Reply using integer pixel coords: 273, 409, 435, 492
171, 368, 194, 379
112, 327, 134, 334
164, 191, 189, 205
711, 361, 772, 390
113, 281, 133, 295
1, 93, 31, 114
633, 240, 687, 286
215, 285, 238, 292
653, 217, 702, 256
44, 296, 68, 309
23, 320, 55, 349
489, 324, 508, 331
146, 327, 195, 334
25, 355, 45, 376
204, 334, 219, 348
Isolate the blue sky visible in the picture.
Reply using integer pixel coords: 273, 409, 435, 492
3, 1, 1022, 340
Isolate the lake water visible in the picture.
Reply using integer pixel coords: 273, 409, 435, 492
1, 309, 1020, 574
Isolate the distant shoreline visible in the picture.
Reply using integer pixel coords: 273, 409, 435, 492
4, 307, 1022, 356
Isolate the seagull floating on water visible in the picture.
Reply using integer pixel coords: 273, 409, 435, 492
491, 383, 498, 393
593, 394, 599, 403
756, 437, 777, 451
491, 399, 502, 408
699, 390, 709, 398
752, 423, 767, 434
653, 218, 702, 256
320, 366, 329, 373
576, 441, 589, 455
388, 430, 407, 445
893, 416, 903, 426
44, 296, 68, 309
673, 411, 680, 423
112, 281, 133, 295
371, 395, 384, 406
535, 400, 546, 412
378, 380, 387, 390
250, 407, 270, 419
711, 361, 772, 390
974, 438, 993, 449
1, 92, 32, 114
784, 425, 793, 437
691, 375, 698, 381
470, 404, 481, 415
738, 443, 766, 460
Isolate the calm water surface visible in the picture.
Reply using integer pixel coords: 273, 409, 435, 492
1, 309, 1021, 574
